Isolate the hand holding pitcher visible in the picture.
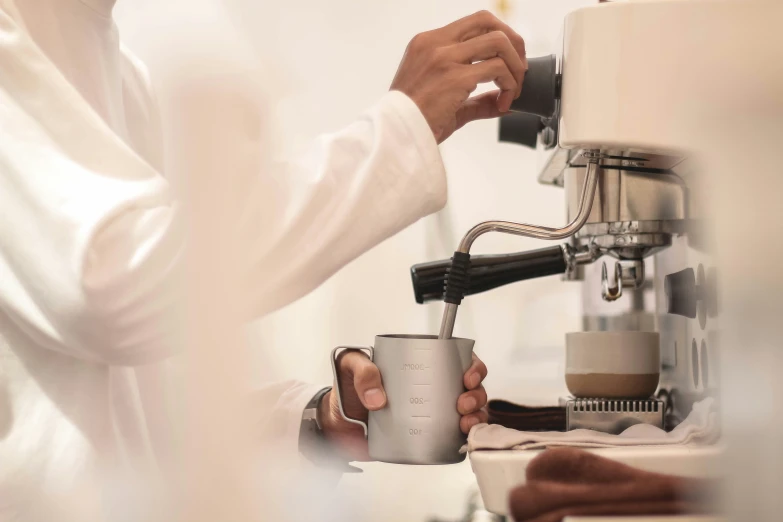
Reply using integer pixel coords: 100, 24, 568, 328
323, 335, 488, 464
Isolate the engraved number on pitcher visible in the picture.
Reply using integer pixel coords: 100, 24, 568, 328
409, 429, 423, 436
409, 397, 425, 405
402, 363, 427, 371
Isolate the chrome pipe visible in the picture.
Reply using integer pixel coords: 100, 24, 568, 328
438, 154, 601, 339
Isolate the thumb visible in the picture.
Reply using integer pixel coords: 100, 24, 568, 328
338, 350, 387, 411
454, 90, 506, 131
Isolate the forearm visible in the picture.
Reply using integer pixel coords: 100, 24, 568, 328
242, 91, 448, 316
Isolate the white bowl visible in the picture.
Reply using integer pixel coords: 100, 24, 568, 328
565, 331, 660, 399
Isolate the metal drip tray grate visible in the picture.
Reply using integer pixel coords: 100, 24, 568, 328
565, 398, 664, 434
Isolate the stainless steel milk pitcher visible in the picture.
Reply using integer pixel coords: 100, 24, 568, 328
331, 334, 475, 465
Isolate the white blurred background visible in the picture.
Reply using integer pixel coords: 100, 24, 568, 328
116, 1, 593, 520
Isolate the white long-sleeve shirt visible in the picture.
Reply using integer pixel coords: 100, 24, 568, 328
0, 0, 446, 517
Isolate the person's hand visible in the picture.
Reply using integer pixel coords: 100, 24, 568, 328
319, 350, 489, 461
390, 10, 527, 143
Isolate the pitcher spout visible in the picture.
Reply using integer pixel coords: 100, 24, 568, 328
453, 337, 476, 372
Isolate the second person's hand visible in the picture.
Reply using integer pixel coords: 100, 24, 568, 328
390, 10, 528, 143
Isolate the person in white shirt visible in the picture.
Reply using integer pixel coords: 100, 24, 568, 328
0, 0, 526, 516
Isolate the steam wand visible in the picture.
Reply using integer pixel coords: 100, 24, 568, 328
438, 152, 601, 339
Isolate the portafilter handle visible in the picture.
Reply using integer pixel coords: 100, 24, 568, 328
410, 245, 570, 304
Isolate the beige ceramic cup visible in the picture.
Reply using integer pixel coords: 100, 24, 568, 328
566, 331, 660, 399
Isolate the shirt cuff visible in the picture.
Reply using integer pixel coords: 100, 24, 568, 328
382, 90, 448, 214
288, 382, 325, 448
288, 384, 344, 467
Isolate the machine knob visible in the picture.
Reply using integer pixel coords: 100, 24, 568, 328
540, 126, 557, 148
510, 54, 559, 119
498, 112, 544, 149
664, 268, 698, 319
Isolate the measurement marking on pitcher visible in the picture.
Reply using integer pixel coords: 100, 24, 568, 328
401, 363, 431, 371
409, 413, 431, 437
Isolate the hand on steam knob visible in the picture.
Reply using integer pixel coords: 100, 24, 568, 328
390, 10, 528, 143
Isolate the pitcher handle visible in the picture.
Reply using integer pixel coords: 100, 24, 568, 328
330, 346, 375, 438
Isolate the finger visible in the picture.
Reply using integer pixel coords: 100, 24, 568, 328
446, 11, 527, 68
467, 57, 518, 111
460, 410, 489, 434
497, 89, 516, 113
464, 353, 488, 390
449, 31, 526, 97
458, 386, 488, 415
339, 351, 387, 410
454, 90, 505, 131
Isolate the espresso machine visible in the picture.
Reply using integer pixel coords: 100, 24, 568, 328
408, 0, 738, 516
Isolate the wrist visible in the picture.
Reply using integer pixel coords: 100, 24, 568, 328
299, 387, 358, 470
318, 389, 338, 438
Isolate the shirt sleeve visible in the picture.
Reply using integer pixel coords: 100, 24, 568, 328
246, 380, 351, 513
247, 381, 324, 463
0, 8, 447, 366
242, 90, 447, 316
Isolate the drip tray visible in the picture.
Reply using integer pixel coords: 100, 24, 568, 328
562, 397, 664, 435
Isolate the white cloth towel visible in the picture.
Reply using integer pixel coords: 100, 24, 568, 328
466, 398, 719, 452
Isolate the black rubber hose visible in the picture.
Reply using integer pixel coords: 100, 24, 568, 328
442, 252, 471, 306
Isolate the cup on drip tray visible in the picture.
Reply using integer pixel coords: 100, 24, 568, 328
565, 331, 661, 399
